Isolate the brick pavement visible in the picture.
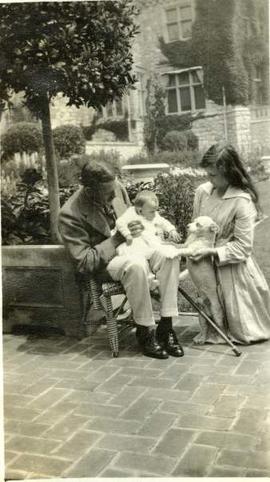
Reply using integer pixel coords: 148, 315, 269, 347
3, 316, 270, 479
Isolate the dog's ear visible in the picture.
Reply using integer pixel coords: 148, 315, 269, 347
210, 223, 220, 233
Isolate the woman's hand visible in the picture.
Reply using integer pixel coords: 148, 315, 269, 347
127, 220, 144, 238
168, 230, 182, 243
188, 247, 217, 262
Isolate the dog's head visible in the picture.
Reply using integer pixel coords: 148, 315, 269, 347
188, 216, 220, 236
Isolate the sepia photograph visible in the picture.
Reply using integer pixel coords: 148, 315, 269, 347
1, 0, 270, 479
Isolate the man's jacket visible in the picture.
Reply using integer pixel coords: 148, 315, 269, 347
58, 181, 130, 275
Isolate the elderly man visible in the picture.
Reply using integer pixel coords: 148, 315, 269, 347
58, 158, 184, 359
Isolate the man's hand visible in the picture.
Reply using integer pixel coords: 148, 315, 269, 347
127, 220, 144, 238
188, 247, 217, 262
111, 231, 126, 248
168, 230, 182, 243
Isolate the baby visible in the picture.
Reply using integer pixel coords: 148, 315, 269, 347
114, 190, 182, 290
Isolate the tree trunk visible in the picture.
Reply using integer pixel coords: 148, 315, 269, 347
40, 96, 61, 243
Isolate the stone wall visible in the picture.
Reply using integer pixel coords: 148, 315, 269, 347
85, 141, 146, 162
192, 104, 252, 154
50, 94, 94, 128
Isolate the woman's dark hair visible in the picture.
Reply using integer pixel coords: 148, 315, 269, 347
200, 142, 261, 212
81, 158, 115, 187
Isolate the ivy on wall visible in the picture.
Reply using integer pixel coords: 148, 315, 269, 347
159, 0, 268, 106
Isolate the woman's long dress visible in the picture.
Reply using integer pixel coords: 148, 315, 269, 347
193, 181, 270, 344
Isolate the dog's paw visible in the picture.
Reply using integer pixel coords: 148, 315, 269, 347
193, 333, 207, 345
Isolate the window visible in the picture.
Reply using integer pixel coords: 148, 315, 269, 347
166, 69, 205, 114
136, 71, 146, 117
165, 2, 193, 42
102, 98, 126, 119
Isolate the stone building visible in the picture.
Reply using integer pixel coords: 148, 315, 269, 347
1, 0, 269, 158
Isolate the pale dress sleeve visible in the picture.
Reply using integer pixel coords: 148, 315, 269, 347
115, 206, 137, 239
215, 198, 256, 265
192, 185, 204, 220
155, 212, 176, 233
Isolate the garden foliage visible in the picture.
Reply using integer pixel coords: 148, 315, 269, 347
1, 122, 43, 159
53, 124, 86, 159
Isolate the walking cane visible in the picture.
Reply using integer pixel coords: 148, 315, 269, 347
178, 284, 242, 357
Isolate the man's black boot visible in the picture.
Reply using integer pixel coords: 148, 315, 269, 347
156, 317, 184, 357
136, 325, 168, 359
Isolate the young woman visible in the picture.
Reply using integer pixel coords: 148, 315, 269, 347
189, 142, 270, 344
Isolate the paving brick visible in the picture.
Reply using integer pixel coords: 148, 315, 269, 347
55, 378, 100, 391
138, 412, 175, 437
154, 428, 195, 457
88, 365, 121, 382
146, 387, 190, 402
95, 374, 133, 393
216, 448, 249, 467
52, 430, 103, 459
4, 420, 50, 437
4, 406, 41, 422
64, 448, 116, 477
210, 394, 246, 418
208, 465, 245, 477
4, 393, 34, 407
232, 408, 267, 434
174, 373, 203, 392
27, 387, 70, 410
4, 451, 20, 466
110, 386, 146, 406
65, 389, 113, 405
243, 393, 270, 409
234, 360, 261, 375
10, 453, 71, 476
176, 414, 232, 431
158, 363, 189, 380
245, 450, 270, 471
173, 444, 217, 476
43, 414, 89, 440
33, 401, 77, 424
206, 374, 252, 385
5, 435, 60, 455
97, 433, 155, 453
121, 396, 160, 420
74, 402, 123, 418
191, 383, 226, 404
86, 417, 140, 435
257, 430, 270, 452
195, 431, 257, 451
5, 468, 31, 480
129, 376, 175, 389
115, 451, 177, 476
161, 400, 209, 416
100, 467, 134, 477
21, 380, 59, 397
245, 468, 270, 477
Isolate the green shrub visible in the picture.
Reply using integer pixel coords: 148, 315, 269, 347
126, 150, 201, 168
185, 130, 199, 150
161, 131, 188, 151
53, 124, 86, 159
1, 122, 43, 159
82, 119, 131, 142
1, 168, 78, 245
126, 172, 202, 241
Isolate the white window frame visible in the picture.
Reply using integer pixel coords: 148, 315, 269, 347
163, 67, 205, 115
102, 98, 126, 119
164, 0, 194, 43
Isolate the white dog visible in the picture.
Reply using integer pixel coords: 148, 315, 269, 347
178, 216, 225, 344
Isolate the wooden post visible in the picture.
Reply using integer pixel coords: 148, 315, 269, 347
40, 96, 61, 243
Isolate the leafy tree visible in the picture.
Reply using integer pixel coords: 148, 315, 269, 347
1, 122, 43, 160
0, 1, 138, 241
